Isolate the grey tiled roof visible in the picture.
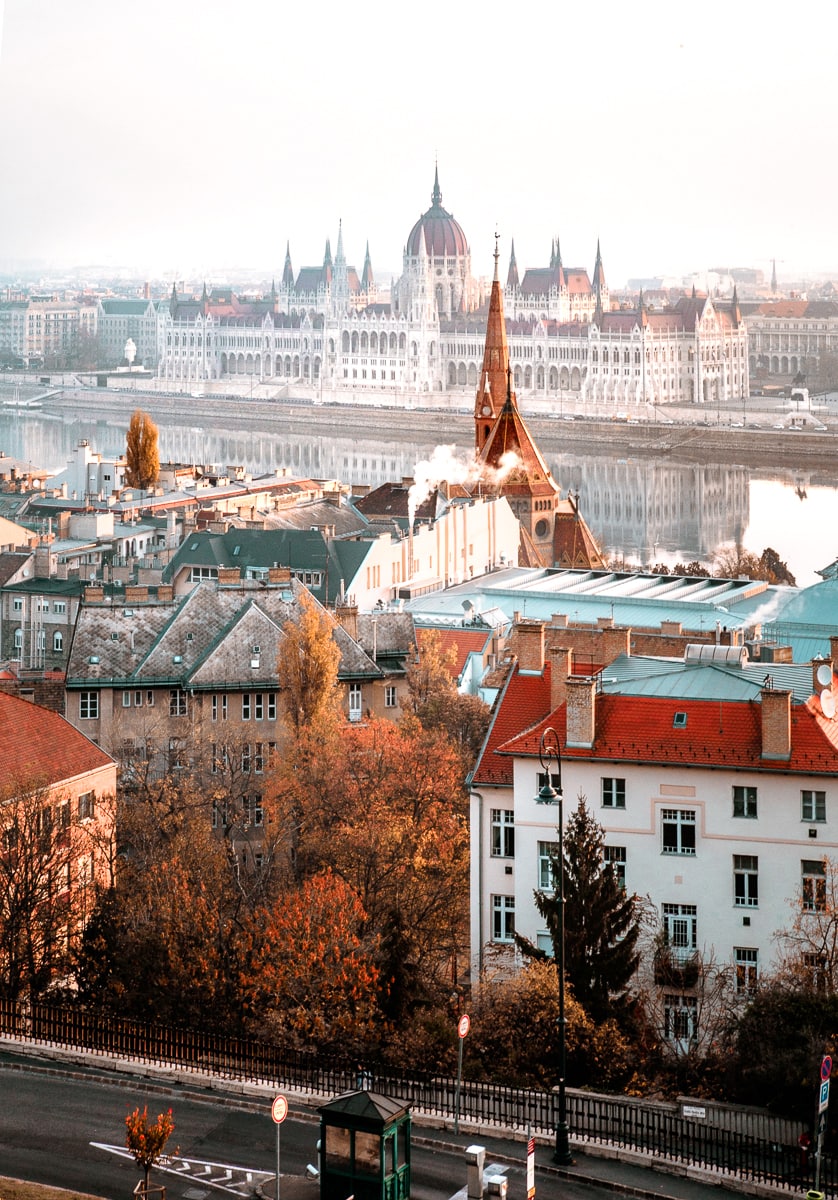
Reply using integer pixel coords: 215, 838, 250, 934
67, 579, 383, 688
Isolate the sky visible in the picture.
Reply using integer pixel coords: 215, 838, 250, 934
1, 0, 836, 287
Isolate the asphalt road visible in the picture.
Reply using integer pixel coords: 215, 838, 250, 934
0, 1055, 749, 1200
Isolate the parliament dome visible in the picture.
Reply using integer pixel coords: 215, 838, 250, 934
406, 168, 469, 258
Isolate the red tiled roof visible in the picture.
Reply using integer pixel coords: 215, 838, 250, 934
417, 627, 492, 682
0, 692, 114, 789
471, 662, 552, 787
498, 693, 838, 776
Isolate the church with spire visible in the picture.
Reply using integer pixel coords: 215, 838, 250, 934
471, 240, 605, 570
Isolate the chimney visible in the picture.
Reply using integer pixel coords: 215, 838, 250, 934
549, 646, 572, 712
551, 613, 569, 629
335, 601, 358, 640
124, 585, 149, 603
760, 687, 792, 760
217, 567, 241, 584
515, 621, 545, 672
157, 585, 173, 602
84, 585, 105, 603
596, 615, 614, 630
268, 566, 292, 584
661, 620, 682, 637
566, 676, 596, 748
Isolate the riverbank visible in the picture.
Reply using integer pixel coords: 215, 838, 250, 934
40, 387, 838, 476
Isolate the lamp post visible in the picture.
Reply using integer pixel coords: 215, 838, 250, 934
535, 727, 573, 1165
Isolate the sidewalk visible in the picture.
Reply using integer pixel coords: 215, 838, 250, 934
0, 1040, 789, 1200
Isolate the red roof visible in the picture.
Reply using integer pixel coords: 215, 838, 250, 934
0, 692, 114, 789
417, 627, 492, 683
497, 693, 838, 776
471, 663, 552, 787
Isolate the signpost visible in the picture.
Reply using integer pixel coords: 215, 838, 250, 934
272, 1094, 288, 1200
454, 1014, 470, 1134
814, 1056, 832, 1196
526, 1132, 535, 1199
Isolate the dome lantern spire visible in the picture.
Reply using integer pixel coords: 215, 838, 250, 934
432, 162, 442, 209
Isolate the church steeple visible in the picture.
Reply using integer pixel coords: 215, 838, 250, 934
201, 281, 209, 315
474, 234, 510, 453
169, 282, 178, 318
731, 284, 741, 328
593, 238, 606, 319
771, 258, 778, 294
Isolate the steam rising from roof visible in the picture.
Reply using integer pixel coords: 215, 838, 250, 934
407, 444, 522, 526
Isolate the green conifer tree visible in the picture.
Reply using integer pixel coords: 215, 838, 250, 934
518, 796, 641, 1022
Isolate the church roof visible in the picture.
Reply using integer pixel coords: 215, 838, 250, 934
478, 381, 559, 502
553, 499, 607, 570
474, 245, 510, 428
405, 167, 469, 258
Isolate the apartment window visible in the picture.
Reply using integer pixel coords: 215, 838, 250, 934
242, 694, 251, 720
537, 771, 561, 791
662, 809, 696, 855
146, 691, 155, 707
122, 690, 131, 708
538, 840, 558, 890
491, 809, 515, 858
249, 794, 264, 828
735, 947, 759, 996
12, 597, 22, 612
602, 777, 626, 809
385, 685, 397, 708
254, 742, 264, 773
349, 683, 362, 721
733, 785, 757, 818
662, 903, 697, 956
491, 895, 515, 943
53, 631, 63, 652
13, 628, 22, 650
54, 601, 66, 615
77, 792, 94, 821
168, 738, 185, 770
802, 859, 827, 911
254, 694, 264, 720
79, 691, 99, 720
604, 845, 627, 890
267, 692, 277, 720
802, 790, 826, 822
804, 952, 829, 990
664, 995, 698, 1044
733, 855, 759, 907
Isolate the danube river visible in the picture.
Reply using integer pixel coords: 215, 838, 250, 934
1, 391, 836, 588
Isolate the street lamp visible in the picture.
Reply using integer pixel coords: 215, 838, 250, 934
535, 726, 574, 1165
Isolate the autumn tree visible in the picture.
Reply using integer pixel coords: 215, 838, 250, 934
466, 959, 638, 1091
270, 714, 470, 1023
125, 1105, 175, 1196
125, 409, 160, 490
518, 797, 642, 1023
405, 628, 491, 768
0, 775, 103, 1001
276, 591, 342, 735
240, 870, 382, 1053
713, 544, 795, 585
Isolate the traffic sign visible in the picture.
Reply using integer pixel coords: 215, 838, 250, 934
822, 1055, 832, 1082
271, 1094, 288, 1124
818, 1080, 830, 1115
458, 1013, 471, 1039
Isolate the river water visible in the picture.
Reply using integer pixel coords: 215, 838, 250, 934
1, 399, 836, 588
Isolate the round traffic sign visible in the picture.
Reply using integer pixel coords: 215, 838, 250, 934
458, 1013, 471, 1039
271, 1094, 288, 1124
822, 1055, 832, 1082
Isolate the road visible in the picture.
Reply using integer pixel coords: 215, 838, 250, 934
0, 1055, 747, 1200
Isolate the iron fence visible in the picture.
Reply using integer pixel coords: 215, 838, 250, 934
0, 997, 831, 1195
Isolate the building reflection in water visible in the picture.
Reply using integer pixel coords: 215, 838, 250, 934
0, 407, 755, 570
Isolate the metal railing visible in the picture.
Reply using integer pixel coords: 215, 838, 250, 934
0, 998, 831, 1194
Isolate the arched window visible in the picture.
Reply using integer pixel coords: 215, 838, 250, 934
53, 631, 63, 652
14, 628, 22, 650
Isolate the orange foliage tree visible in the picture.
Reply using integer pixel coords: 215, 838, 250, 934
239, 869, 382, 1053
125, 1105, 175, 1195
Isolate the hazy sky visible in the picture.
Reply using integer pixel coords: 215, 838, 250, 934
1, 0, 835, 286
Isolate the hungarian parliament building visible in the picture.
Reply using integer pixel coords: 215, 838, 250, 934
156, 170, 750, 409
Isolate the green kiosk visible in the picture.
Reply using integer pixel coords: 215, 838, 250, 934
318, 1090, 411, 1200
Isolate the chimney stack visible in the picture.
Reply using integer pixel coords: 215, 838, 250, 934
549, 646, 572, 712
760, 686, 792, 760
514, 621, 545, 673
566, 676, 596, 748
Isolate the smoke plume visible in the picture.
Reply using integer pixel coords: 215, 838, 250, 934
407, 444, 521, 526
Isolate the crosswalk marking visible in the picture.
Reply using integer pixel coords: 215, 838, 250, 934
90, 1143, 275, 1195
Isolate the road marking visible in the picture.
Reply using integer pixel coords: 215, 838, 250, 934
90, 1143, 275, 1195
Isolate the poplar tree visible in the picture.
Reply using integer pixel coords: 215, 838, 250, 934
518, 796, 641, 1022
125, 409, 160, 490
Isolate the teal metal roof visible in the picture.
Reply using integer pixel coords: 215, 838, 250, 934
601, 653, 818, 704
